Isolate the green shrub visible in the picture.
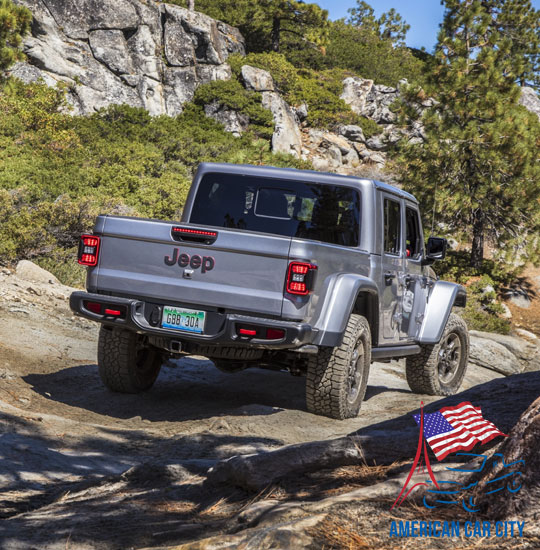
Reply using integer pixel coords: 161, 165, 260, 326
283, 46, 326, 71
462, 297, 511, 334
461, 277, 511, 335
435, 250, 521, 287
231, 52, 300, 96
193, 79, 273, 139
433, 256, 514, 334
0, 0, 32, 72
356, 117, 382, 139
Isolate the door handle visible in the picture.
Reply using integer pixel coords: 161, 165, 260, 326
384, 271, 395, 285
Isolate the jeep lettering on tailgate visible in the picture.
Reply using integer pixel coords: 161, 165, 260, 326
164, 248, 215, 273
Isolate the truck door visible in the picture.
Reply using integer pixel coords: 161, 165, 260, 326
380, 195, 405, 343
401, 205, 430, 341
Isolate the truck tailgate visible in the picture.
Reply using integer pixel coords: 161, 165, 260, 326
93, 216, 292, 316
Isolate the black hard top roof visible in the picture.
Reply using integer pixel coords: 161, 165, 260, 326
196, 162, 418, 203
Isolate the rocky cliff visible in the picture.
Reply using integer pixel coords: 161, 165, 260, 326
11, 0, 244, 115
9, 0, 540, 173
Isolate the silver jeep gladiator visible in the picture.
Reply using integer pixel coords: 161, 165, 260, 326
70, 162, 469, 419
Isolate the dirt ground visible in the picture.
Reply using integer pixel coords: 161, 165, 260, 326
506, 266, 540, 336
0, 267, 539, 550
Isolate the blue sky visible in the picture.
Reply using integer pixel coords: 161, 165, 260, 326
317, 0, 540, 51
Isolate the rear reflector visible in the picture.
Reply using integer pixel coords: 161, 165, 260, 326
84, 301, 102, 314
286, 262, 317, 296
78, 235, 101, 267
266, 328, 285, 340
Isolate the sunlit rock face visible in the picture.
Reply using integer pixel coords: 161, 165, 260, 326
11, 0, 245, 115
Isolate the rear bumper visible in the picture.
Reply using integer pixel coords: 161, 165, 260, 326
70, 291, 316, 350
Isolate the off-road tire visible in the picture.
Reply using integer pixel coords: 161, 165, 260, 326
98, 326, 162, 393
406, 313, 469, 395
306, 314, 371, 420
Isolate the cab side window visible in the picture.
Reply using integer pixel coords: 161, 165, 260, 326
405, 207, 422, 259
384, 198, 401, 255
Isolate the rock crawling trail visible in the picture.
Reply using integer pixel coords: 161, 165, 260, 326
0, 264, 539, 549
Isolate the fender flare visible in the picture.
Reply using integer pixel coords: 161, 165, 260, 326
417, 281, 467, 344
313, 274, 379, 347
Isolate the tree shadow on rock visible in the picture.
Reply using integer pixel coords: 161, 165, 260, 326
0, 409, 276, 550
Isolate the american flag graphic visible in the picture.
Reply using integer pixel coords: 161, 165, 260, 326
413, 402, 507, 461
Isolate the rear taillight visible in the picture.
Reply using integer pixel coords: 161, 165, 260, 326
78, 235, 101, 266
286, 262, 317, 296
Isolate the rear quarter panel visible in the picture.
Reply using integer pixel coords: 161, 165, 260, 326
284, 240, 372, 325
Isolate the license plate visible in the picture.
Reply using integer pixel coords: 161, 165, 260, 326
161, 306, 206, 333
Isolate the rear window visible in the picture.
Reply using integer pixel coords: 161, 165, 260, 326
189, 173, 361, 247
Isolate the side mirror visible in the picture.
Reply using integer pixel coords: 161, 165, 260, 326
422, 237, 447, 265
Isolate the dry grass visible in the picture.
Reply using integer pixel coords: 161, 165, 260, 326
272, 458, 410, 503
331, 461, 407, 483
198, 497, 229, 518
313, 516, 371, 550
151, 500, 197, 514
237, 483, 284, 511
500, 264, 540, 337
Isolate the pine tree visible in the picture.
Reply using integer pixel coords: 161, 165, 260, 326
488, 0, 540, 89
194, 0, 329, 54
347, 1, 410, 46
347, 1, 378, 33
265, 0, 329, 53
392, 0, 540, 269
0, 0, 31, 71
377, 8, 410, 45
324, 19, 424, 86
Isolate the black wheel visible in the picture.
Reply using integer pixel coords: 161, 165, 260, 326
306, 314, 371, 419
406, 313, 469, 395
98, 326, 162, 393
